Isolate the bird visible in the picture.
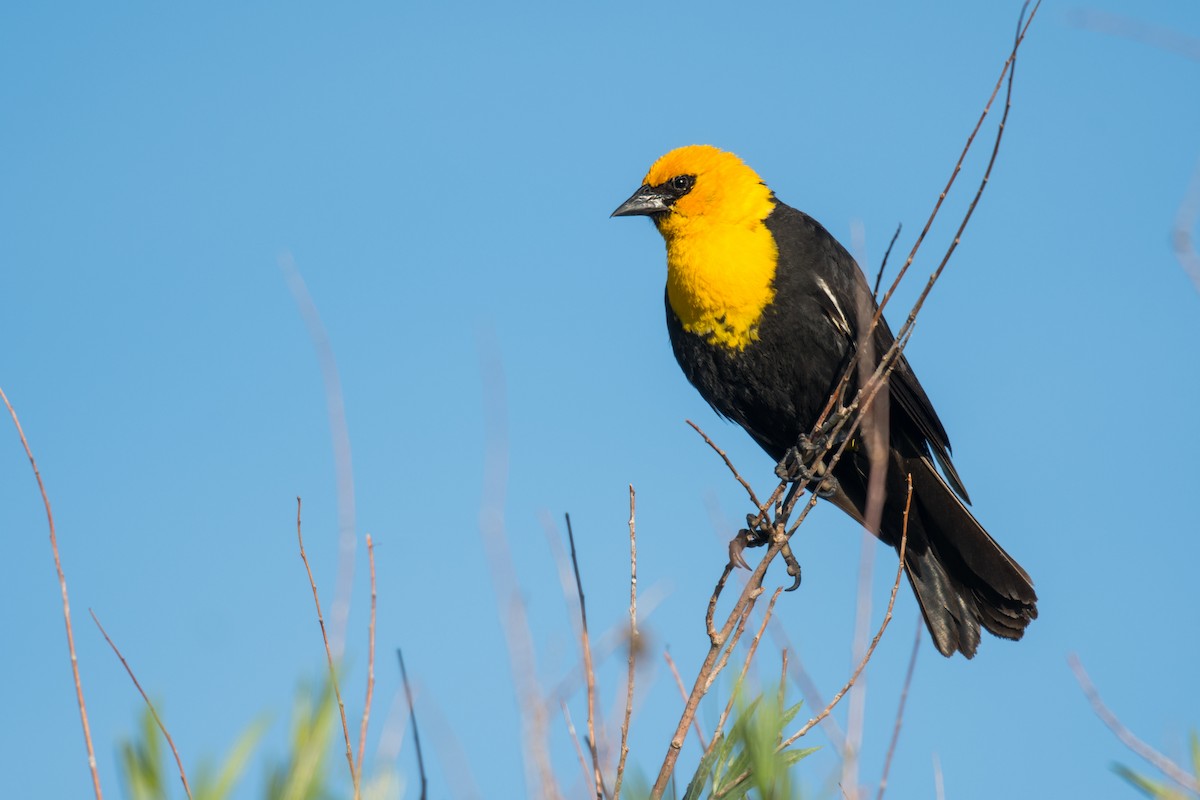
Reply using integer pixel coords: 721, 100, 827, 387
612, 144, 1036, 658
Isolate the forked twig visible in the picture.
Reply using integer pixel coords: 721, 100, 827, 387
1069, 654, 1200, 795
876, 617, 923, 800
565, 514, 608, 799
90, 610, 191, 799
397, 650, 428, 800
710, 588, 784, 748
355, 535, 377, 780
1, 386, 103, 799
612, 487, 639, 799
295, 497, 357, 796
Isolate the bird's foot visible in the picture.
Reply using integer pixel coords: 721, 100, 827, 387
774, 446, 842, 498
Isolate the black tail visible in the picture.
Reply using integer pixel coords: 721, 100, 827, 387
892, 458, 1037, 658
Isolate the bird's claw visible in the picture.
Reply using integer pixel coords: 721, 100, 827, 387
730, 515, 804, 590
781, 542, 803, 591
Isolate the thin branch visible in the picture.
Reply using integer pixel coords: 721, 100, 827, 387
565, 513, 608, 800
1068, 654, 1200, 795
687, 420, 762, 508
1, 386, 103, 800
295, 497, 357, 797
663, 649, 708, 751
873, 224, 904, 301
876, 616, 923, 800
355, 535, 377, 779
612, 487, 638, 800
780, 475, 912, 749
397, 650, 428, 800
90, 610, 191, 799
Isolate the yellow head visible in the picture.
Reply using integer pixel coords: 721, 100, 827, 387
613, 145, 779, 350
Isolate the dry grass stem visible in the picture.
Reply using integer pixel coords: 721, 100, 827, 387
397, 650, 428, 800
663, 649, 708, 751
355, 535, 377, 780
1069, 654, 1200, 795
295, 497, 358, 797
780, 475, 912, 750
280, 253, 358, 660
612, 486, 639, 799
1, 386, 103, 800
477, 335, 560, 798
875, 617, 923, 800
561, 701, 593, 792
565, 513, 609, 800
90, 610, 191, 799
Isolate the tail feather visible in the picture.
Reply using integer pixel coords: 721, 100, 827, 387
893, 458, 1037, 659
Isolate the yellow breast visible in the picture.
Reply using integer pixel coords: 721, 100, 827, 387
660, 214, 778, 350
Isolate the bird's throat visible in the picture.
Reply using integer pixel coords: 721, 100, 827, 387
661, 219, 778, 351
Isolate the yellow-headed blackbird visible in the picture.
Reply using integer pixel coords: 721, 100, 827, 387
613, 145, 1036, 658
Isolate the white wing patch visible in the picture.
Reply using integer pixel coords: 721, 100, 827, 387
816, 277, 853, 336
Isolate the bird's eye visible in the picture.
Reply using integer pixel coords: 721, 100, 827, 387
670, 175, 695, 193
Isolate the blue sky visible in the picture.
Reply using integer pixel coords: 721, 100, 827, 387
3, 2, 1199, 798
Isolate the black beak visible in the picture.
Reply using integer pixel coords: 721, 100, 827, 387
611, 185, 670, 218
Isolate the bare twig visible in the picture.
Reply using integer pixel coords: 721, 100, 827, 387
397, 650, 428, 800
612, 487, 639, 800
687, 420, 762, 508
1, 386, 103, 800
565, 513, 608, 800
295, 497, 357, 797
1069, 654, 1200, 795
876, 617, 923, 800
355, 535, 377, 780
280, 253, 357, 659
90, 610, 191, 799
780, 475, 912, 749
873, 224, 904, 300
664, 649, 708, 751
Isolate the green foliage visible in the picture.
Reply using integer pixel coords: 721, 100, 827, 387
116, 677, 400, 800
1113, 731, 1200, 800
679, 688, 817, 800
